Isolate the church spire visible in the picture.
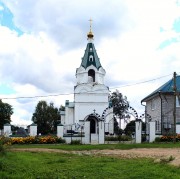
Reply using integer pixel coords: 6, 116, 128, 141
87, 18, 94, 41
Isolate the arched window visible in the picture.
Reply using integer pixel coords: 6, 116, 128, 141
89, 55, 93, 62
88, 69, 95, 82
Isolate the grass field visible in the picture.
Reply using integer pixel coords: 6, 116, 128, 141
1, 151, 180, 179
1, 143, 180, 178
11, 142, 180, 151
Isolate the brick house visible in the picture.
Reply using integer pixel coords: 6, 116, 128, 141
141, 75, 180, 135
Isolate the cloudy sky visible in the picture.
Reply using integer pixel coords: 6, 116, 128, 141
0, 0, 180, 126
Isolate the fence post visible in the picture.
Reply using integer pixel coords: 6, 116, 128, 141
135, 120, 142, 143
57, 124, 64, 138
99, 121, 105, 144
149, 121, 156, 142
29, 123, 37, 136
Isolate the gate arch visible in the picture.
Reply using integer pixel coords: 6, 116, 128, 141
101, 104, 138, 122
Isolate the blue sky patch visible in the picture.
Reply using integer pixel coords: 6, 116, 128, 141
159, 27, 165, 32
0, 2, 23, 35
173, 17, 180, 33
0, 83, 15, 95
158, 38, 178, 49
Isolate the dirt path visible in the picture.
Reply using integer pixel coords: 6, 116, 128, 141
11, 148, 180, 167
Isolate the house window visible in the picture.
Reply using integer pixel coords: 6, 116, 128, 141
155, 120, 160, 131
176, 96, 180, 107
151, 99, 156, 110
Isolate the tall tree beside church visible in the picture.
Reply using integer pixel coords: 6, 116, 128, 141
109, 90, 129, 133
0, 99, 13, 129
32, 101, 60, 135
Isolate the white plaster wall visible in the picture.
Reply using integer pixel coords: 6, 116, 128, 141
91, 134, 99, 144
85, 121, 90, 144
65, 107, 74, 125
99, 121, 105, 144
149, 121, 156, 142
57, 125, 64, 138
135, 121, 142, 143
75, 93, 109, 103
76, 65, 106, 85
75, 103, 108, 122
61, 115, 65, 125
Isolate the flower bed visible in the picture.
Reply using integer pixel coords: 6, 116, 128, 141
155, 134, 180, 142
10, 136, 65, 145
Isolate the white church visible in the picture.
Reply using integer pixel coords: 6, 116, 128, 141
60, 23, 114, 144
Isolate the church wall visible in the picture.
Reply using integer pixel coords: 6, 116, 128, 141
76, 65, 106, 85
61, 115, 65, 125
75, 93, 108, 102
65, 107, 74, 125
75, 102, 108, 122
77, 72, 88, 84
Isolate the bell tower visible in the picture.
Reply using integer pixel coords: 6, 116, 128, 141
74, 20, 109, 124
76, 19, 106, 85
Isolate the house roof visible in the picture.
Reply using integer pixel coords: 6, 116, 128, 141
141, 75, 180, 102
80, 42, 102, 70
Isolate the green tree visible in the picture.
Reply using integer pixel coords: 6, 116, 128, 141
124, 120, 146, 135
109, 90, 129, 134
110, 90, 129, 119
0, 99, 13, 129
32, 101, 60, 135
59, 105, 65, 111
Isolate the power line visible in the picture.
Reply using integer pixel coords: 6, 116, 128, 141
0, 72, 175, 100
111, 73, 173, 89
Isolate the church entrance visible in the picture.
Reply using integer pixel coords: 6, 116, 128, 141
90, 118, 96, 133
87, 117, 97, 134
86, 115, 99, 144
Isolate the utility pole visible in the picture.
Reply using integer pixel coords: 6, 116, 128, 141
173, 72, 177, 143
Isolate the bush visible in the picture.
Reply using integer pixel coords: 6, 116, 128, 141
118, 135, 132, 141
0, 136, 11, 156
105, 136, 119, 141
155, 137, 161, 142
70, 140, 81, 145
105, 135, 132, 142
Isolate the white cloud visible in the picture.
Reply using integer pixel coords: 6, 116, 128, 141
0, 0, 180, 125
0, 5, 4, 11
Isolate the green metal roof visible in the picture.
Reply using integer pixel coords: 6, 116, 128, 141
81, 42, 102, 69
142, 75, 180, 102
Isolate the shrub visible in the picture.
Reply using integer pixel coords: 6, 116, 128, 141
105, 136, 119, 141
155, 137, 161, 142
0, 136, 11, 156
155, 134, 180, 142
105, 135, 132, 142
118, 135, 132, 141
71, 140, 81, 145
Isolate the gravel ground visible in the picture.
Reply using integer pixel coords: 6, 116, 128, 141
11, 148, 180, 166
